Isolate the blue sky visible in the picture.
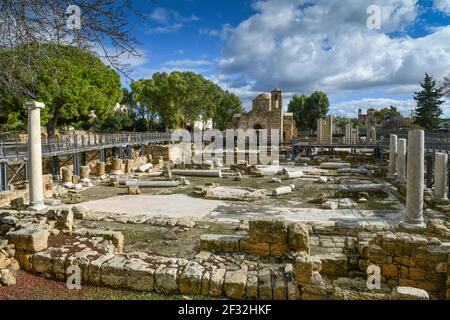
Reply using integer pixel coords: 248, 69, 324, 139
118, 0, 450, 118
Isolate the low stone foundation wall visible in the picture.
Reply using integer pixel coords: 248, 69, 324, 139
201, 218, 309, 257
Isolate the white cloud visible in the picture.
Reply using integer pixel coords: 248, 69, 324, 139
434, 0, 450, 15
146, 7, 201, 34
217, 0, 450, 97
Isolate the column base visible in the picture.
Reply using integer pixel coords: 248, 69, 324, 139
28, 201, 47, 212
399, 221, 426, 231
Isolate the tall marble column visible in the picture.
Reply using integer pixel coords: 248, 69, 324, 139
396, 138, 407, 184
389, 134, 398, 178
371, 127, 377, 143
326, 115, 334, 145
433, 152, 448, 203
403, 129, 425, 229
317, 119, 323, 144
345, 124, 351, 144
25, 101, 46, 211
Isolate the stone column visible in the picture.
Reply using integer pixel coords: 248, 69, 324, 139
25, 101, 46, 211
371, 127, 376, 143
403, 129, 426, 229
110, 158, 123, 175
396, 139, 407, 184
317, 119, 323, 144
326, 115, 334, 145
62, 167, 73, 183
79, 166, 90, 181
345, 124, 351, 144
433, 152, 448, 203
389, 134, 398, 178
96, 162, 106, 176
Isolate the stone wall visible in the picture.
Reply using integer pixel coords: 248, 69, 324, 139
200, 218, 309, 257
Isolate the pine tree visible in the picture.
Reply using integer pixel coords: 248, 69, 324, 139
414, 73, 444, 130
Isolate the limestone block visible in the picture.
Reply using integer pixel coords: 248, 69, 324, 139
249, 218, 287, 244
209, 268, 226, 297
288, 223, 310, 253
32, 250, 54, 274
128, 186, 141, 195
257, 269, 272, 300
224, 270, 247, 299
7, 227, 49, 253
0, 269, 16, 286
201, 271, 211, 296
294, 254, 314, 283
248, 242, 270, 256
15, 252, 34, 271
317, 254, 349, 277
270, 243, 288, 257
101, 255, 129, 287
88, 254, 115, 284
391, 286, 429, 300
154, 265, 179, 293
273, 271, 287, 300
179, 261, 205, 295
245, 271, 258, 299
126, 258, 155, 291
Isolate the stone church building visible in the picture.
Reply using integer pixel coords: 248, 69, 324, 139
232, 89, 298, 143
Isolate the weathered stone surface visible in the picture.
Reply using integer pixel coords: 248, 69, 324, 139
391, 286, 429, 300
258, 269, 272, 300
179, 261, 205, 295
200, 234, 242, 253
318, 254, 349, 277
294, 254, 314, 283
88, 254, 115, 284
74, 229, 124, 253
224, 270, 247, 299
1, 216, 19, 225
209, 268, 226, 297
288, 223, 309, 253
245, 271, 258, 299
126, 258, 154, 291
0, 269, 16, 286
273, 271, 287, 300
101, 255, 129, 287
249, 218, 287, 244
154, 265, 179, 293
128, 186, 141, 195
32, 250, 54, 274
201, 271, 211, 296
7, 227, 49, 253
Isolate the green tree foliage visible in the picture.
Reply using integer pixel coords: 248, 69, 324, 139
303, 91, 330, 131
336, 118, 351, 131
0, 44, 123, 137
92, 112, 133, 133
214, 91, 244, 130
414, 73, 444, 130
375, 106, 401, 123
131, 72, 243, 131
287, 94, 308, 131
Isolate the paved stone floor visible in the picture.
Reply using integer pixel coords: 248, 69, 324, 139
81, 193, 403, 227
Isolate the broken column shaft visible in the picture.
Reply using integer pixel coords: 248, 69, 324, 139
403, 129, 425, 229
389, 134, 398, 178
433, 152, 448, 203
396, 138, 407, 184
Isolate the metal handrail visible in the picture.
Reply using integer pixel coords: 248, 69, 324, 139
0, 131, 175, 161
